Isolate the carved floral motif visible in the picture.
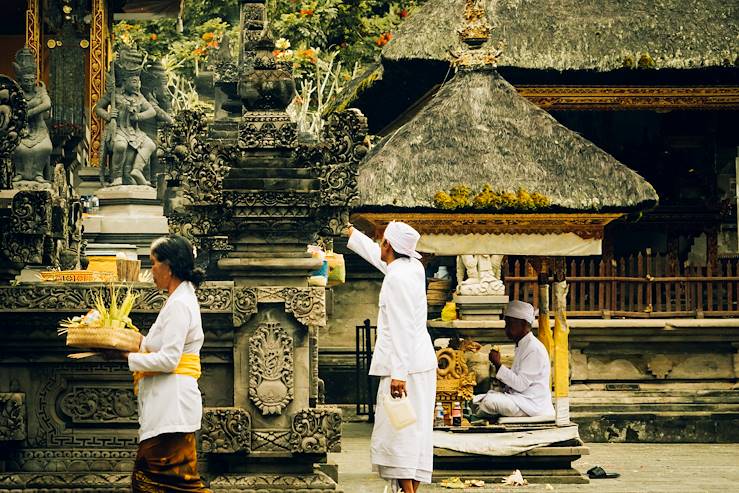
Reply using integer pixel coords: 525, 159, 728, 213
249, 322, 294, 415
290, 408, 342, 453
200, 407, 251, 454
58, 387, 137, 424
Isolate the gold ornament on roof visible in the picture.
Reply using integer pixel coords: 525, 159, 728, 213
459, 0, 491, 47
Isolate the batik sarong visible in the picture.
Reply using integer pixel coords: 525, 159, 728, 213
131, 432, 211, 493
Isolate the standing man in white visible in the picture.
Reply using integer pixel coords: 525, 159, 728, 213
344, 221, 437, 493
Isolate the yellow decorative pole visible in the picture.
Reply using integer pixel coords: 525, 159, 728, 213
25, 0, 41, 81
552, 270, 570, 426
88, 0, 108, 166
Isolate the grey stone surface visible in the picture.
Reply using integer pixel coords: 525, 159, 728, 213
334, 423, 739, 492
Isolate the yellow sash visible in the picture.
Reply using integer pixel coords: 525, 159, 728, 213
132, 353, 201, 396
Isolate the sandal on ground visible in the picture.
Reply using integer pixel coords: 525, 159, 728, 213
587, 466, 621, 479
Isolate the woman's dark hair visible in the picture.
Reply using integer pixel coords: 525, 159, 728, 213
151, 234, 206, 287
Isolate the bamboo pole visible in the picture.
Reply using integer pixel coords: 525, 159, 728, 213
552, 271, 570, 426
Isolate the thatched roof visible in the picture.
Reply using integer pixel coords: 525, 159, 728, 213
384, 0, 739, 71
356, 70, 658, 212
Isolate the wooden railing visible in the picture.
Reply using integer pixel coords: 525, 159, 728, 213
503, 254, 739, 318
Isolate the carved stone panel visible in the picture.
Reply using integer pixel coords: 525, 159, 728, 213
0, 393, 26, 441
201, 407, 251, 454
290, 407, 342, 454
249, 321, 294, 415
58, 386, 137, 424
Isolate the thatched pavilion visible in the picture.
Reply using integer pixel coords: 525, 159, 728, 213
354, 69, 658, 257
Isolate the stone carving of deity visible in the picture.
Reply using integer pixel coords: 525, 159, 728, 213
95, 49, 157, 187
456, 254, 506, 296
11, 48, 52, 184
140, 60, 174, 185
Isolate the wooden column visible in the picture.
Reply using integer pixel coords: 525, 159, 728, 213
552, 267, 570, 426
88, 0, 108, 166
25, 0, 41, 80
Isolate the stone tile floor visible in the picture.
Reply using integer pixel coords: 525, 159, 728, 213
333, 423, 739, 493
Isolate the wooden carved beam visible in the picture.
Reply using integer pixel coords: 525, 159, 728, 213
25, 0, 41, 81
350, 212, 623, 239
88, 0, 107, 166
516, 86, 739, 111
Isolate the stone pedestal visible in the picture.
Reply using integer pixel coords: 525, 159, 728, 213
453, 294, 509, 320
83, 185, 169, 264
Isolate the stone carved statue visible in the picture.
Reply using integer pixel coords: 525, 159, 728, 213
11, 48, 52, 184
140, 60, 173, 185
456, 254, 506, 295
95, 48, 157, 187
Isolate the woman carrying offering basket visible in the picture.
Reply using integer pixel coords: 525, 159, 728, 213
109, 234, 211, 492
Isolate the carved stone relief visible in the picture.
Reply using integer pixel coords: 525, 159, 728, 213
58, 387, 137, 424
249, 321, 294, 415
290, 407, 342, 454
200, 407, 251, 454
0, 393, 26, 441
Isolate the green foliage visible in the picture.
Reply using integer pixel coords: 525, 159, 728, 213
110, 0, 427, 122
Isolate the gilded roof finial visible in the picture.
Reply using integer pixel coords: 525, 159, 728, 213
459, 0, 491, 47
452, 0, 504, 69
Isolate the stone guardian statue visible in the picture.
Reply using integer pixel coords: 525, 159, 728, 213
11, 48, 52, 184
456, 254, 506, 296
95, 49, 157, 186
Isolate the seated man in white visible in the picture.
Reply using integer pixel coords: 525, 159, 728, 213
472, 300, 555, 417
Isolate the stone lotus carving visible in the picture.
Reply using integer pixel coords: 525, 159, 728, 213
200, 407, 251, 454
249, 321, 294, 415
456, 254, 506, 295
0, 393, 25, 441
290, 408, 342, 454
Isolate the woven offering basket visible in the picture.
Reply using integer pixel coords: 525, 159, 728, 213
65, 327, 142, 352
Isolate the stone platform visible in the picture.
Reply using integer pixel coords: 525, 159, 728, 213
82, 185, 169, 264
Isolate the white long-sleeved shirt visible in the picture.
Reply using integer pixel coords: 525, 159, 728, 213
495, 331, 554, 416
347, 229, 437, 380
127, 281, 204, 441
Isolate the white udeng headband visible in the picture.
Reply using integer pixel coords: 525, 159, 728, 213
504, 300, 537, 324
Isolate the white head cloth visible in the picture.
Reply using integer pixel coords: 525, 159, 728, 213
504, 300, 537, 325
383, 221, 422, 259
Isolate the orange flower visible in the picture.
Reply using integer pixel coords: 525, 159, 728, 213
273, 49, 283, 57
376, 33, 392, 47
149, 33, 158, 41
192, 48, 206, 56
202, 32, 215, 41
300, 9, 314, 16
207, 40, 219, 48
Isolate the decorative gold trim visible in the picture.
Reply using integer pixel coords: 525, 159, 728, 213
88, 0, 107, 166
25, 0, 41, 80
350, 212, 623, 239
516, 86, 739, 110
